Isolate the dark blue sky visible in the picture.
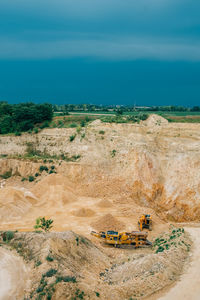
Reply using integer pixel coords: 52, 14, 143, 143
0, 0, 200, 105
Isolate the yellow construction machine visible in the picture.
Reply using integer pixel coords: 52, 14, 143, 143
91, 230, 152, 248
138, 214, 152, 231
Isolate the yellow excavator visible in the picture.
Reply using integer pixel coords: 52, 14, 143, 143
138, 214, 152, 231
91, 230, 152, 248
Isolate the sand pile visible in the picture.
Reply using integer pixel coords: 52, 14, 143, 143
71, 208, 95, 217
31, 174, 77, 206
97, 199, 112, 208
144, 114, 168, 128
91, 213, 125, 231
0, 188, 36, 221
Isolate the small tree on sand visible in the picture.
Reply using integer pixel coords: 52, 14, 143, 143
34, 217, 54, 232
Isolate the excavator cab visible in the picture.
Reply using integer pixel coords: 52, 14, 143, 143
138, 214, 152, 231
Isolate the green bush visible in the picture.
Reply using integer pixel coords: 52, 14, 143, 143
46, 255, 54, 262
49, 170, 55, 174
99, 130, 105, 135
0, 170, 12, 179
69, 134, 76, 142
111, 149, 116, 157
156, 246, 164, 253
15, 131, 21, 136
81, 133, 85, 139
2, 231, 14, 242
28, 175, 35, 182
76, 237, 79, 246
34, 217, 54, 232
21, 177, 27, 182
56, 276, 76, 283
69, 123, 78, 128
81, 120, 85, 127
33, 128, 39, 134
35, 173, 39, 177
44, 269, 57, 277
39, 165, 49, 172
40, 121, 50, 129
35, 260, 42, 267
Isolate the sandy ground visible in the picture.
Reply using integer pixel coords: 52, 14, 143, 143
0, 247, 29, 300
158, 227, 200, 300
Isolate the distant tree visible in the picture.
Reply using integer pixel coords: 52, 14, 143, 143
191, 106, 200, 112
0, 115, 13, 134
0, 102, 53, 135
115, 108, 123, 116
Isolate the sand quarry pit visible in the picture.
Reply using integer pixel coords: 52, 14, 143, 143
0, 172, 193, 300
1, 117, 200, 299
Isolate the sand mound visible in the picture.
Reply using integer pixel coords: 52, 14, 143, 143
31, 174, 77, 206
97, 199, 112, 208
89, 119, 102, 126
91, 213, 125, 231
0, 187, 37, 221
144, 114, 168, 128
71, 208, 95, 217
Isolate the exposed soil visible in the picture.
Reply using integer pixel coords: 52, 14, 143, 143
158, 227, 200, 300
0, 247, 29, 300
0, 115, 199, 299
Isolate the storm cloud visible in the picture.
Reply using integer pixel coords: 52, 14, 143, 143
0, 0, 200, 61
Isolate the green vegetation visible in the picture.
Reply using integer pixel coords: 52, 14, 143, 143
0, 102, 53, 134
111, 149, 116, 157
69, 122, 78, 128
53, 103, 200, 114
28, 175, 35, 182
46, 255, 54, 262
50, 115, 92, 129
33, 270, 76, 300
22, 143, 81, 162
35, 273, 56, 299
69, 134, 76, 142
71, 289, 85, 300
52, 104, 200, 124
99, 130, 105, 134
34, 217, 54, 232
0, 170, 12, 179
35, 260, 42, 267
1, 231, 14, 242
56, 276, 76, 283
76, 237, 79, 246
45, 269, 57, 277
34, 128, 39, 134
153, 227, 190, 253
39, 165, 49, 173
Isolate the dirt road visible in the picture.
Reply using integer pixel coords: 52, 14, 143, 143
0, 247, 29, 300
158, 227, 200, 300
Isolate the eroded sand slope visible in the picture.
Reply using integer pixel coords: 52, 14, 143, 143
1, 115, 200, 223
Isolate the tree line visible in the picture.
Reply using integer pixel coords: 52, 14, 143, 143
53, 104, 200, 113
0, 102, 53, 134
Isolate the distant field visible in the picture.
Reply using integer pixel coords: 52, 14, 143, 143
53, 111, 200, 123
